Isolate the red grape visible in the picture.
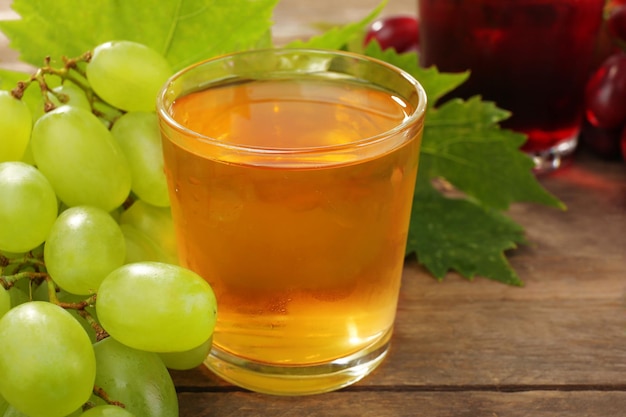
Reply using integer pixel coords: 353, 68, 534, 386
579, 118, 623, 160
364, 15, 419, 53
621, 126, 626, 160
584, 52, 626, 129
607, 5, 626, 45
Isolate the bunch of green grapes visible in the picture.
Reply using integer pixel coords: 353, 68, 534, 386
0, 41, 217, 417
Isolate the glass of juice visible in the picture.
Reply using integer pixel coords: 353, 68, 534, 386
418, 0, 606, 172
156, 48, 427, 395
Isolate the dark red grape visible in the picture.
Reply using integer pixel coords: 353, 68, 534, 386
584, 52, 626, 129
621, 126, 626, 160
608, 5, 626, 45
579, 118, 623, 160
364, 15, 419, 53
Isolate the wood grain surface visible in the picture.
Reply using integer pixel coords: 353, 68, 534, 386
169, 151, 626, 416
172, 1, 626, 415
2, 0, 625, 415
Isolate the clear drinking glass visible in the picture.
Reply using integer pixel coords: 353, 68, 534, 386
156, 48, 427, 395
418, 0, 606, 172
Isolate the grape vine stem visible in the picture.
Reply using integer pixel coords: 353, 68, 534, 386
93, 386, 127, 408
9, 50, 124, 126
77, 308, 110, 342
0, 271, 48, 290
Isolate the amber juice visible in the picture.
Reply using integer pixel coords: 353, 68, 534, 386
158, 50, 426, 395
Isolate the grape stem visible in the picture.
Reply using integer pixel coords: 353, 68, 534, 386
76, 308, 110, 342
0, 252, 46, 272
9, 50, 124, 126
93, 385, 127, 408
42, 277, 110, 340
55, 293, 97, 310
80, 401, 97, 412
0, 271, 48, 290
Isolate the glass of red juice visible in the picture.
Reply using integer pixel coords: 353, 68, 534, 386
418, 0, 606, 172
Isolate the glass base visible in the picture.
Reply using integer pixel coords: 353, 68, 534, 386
203, 328, 392, 396
527, 134, 578, 174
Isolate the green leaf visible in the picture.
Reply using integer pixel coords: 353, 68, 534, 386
0, 0, 279, 71
406, 183, 526, 286
286, 1, 386, 50
363, 43, 563, 211
421, 97, 564, 210
363, 44, 470, 106
0, 69, 29, 90
360, 44, 565, 284
0, 68, 44, 115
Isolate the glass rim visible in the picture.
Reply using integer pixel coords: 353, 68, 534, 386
156, 47, 428, 156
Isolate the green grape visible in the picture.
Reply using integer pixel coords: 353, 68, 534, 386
61, 295, 99, 344
96, 262, 217, 352
0, 253, 20, 277
19, 141, 36, 165
1, 405, 28, 417
45, 206, 126, 295
32, 82, 92, 121
92, 338, 178, 417
31, 106, 131, 212
32, 285, 99, 343
0, 90, 32, 163
159, 336, 212, 370
119, 200, 178, 264
6, 273, 37, 307
50, 82, 91, 111
0, 295, 7, 319
111, 112, 170, 207
108, 205, 123, 223
0, 250, 23, 260
3, 405, 82, 417
0, 162, 58, 253
0, 288, 10, 319
119, 224, 175, 264
79, 406, 134, 417
0, 301, 96, 417
86, 41, 172, 112
8, 285, 31, 310
7, 287, 28, 308
31, 280, 49, 301
0, 394, 8, 414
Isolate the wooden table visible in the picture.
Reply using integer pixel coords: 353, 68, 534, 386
169, 1, 626, 415
172, 151, 626, 417
2, 0, 625, 415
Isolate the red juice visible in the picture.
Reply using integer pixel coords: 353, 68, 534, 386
418, 0, 605, 162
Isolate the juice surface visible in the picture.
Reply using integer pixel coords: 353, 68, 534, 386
163, 78, 421, 365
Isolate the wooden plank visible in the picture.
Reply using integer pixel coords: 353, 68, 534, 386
177, 391, 626, 417
173, 261, 626, 389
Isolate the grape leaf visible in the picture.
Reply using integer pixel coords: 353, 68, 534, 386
0, 0, 278, 71
407, 182, 527, 286
0, 69, 41, 112
360, 43, 564, 284
362, 41, 471, 107
286, 1, 385, 50
363, 44, 564, 211
421, 97, 565, 210
0, 69, 29, 90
